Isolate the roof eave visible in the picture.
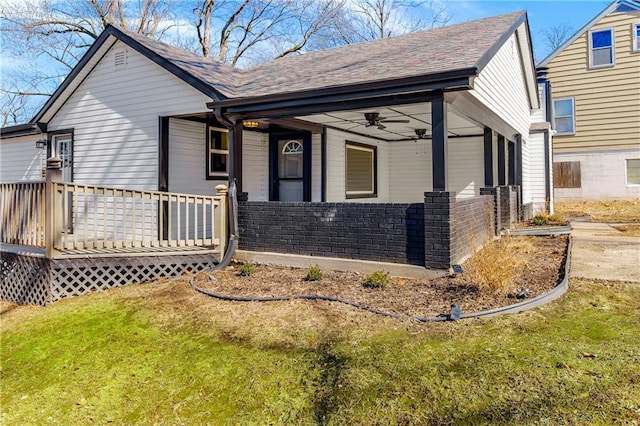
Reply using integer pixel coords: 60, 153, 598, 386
32, 25, 229, 124
207, 67, 477, 115
0, 123, 43, 138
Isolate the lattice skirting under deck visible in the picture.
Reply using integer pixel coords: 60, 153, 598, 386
1, 252, 219, 306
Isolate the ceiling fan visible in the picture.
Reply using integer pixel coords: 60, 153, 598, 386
363, 112, 409, 130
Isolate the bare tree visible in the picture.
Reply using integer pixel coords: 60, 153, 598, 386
327, 0, 450, 45
540, 23, 574, 58
193, 0, 345, 66
0, 0, 175, 124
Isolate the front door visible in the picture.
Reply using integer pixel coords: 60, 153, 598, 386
270, 131, 311, 201
278, 139, 304, 201
52, 134, 73, 182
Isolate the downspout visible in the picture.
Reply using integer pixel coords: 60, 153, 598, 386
211, 107, 239, 269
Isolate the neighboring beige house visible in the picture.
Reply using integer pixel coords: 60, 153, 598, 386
539, 0, 640, 201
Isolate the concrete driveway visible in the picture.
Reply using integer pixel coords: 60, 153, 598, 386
570, 222, 640, 283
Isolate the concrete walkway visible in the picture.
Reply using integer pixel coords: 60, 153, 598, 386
569, 222, 640, 283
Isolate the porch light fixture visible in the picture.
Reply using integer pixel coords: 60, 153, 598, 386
35, 139, 47, 149
243, 120, 260, 129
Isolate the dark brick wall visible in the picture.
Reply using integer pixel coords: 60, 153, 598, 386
424, 192, 454, 269
450, 196, 494, 265
237, 202, 425, 265
424, 192, 494, 269
480, 187, 499, 235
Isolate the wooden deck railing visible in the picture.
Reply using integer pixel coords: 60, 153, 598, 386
1, 163, 227, 258
0, 182, 46, 247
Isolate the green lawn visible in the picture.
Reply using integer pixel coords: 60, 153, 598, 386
2, 278, 639, 425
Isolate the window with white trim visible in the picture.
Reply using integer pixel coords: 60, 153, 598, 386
206, 127, 229, 179
627, 159, 640, 185
633, 23, 640, 52
589, 28, 614, 67
553, 98, 575, 135
345, 142, 376, 198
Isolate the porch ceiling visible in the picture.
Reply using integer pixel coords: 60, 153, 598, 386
299, 102, 483, 142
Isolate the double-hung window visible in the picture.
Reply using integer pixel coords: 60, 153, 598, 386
589, 28, 614, 68
206, 127, 229, 179
345, 142, 376, 198
553, 98, 575, 135
633, 23, 640, 53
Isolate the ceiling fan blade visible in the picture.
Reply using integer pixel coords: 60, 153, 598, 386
379, 119, 410, 123
377, 123, 386, 130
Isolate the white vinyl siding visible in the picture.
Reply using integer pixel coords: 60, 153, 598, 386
527, 133, 547, 212
47, 41, 212, 191
0, 134, 45, 182
589, 27, 615, 68
169, 118, 226, 196
447, 136, 484, 199
389, 140, 431, 202
469, 30, 532, 148
242, 130, 268, 201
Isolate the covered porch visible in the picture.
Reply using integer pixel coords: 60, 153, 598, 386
203, 85, 528, 270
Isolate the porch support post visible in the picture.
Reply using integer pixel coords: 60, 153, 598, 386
514, 134, 523, 220
431, 92, 448, 192
45, 157, 63, 259
497, 134, 506, 186
231, 120, 244, 194
483, 127, 493, 187
508, 140, 515, 185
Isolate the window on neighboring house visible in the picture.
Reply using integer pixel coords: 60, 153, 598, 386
553, 98, 575, 135
553, 161, 581, 188
345, 142, 376, 198
633, 23, 640, 52
206, 127, 229, 179
627, 159, 640, 185
589, 28, 614, 67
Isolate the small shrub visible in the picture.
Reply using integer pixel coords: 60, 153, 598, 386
239, 262, 255, 277
363, 271, 390, 289
305, 265, 323, 282
465, 237, 534, 293
532, 214, 548, 226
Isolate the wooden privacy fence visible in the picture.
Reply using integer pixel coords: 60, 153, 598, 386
0, 177, 227, 258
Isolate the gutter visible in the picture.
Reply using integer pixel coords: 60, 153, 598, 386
206, 67, 477, 114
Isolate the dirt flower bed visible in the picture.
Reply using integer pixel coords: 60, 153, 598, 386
192, 235, 568, 318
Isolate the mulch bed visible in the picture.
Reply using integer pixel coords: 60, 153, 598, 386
191, 235, 568, 318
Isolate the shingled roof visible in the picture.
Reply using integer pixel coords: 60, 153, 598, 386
29, 10, 529, 123
118, 10, 526, 100
236, 11, 527, 99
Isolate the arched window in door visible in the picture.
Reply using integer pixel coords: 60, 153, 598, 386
280, 140, 303, 178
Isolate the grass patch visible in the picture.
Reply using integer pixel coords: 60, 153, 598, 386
2, 279, 639, 424
613, 224, 640, 237
554, 200, 640, 223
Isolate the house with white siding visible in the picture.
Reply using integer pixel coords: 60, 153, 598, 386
0, 11, 553, 305
538, 0, 640, 201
